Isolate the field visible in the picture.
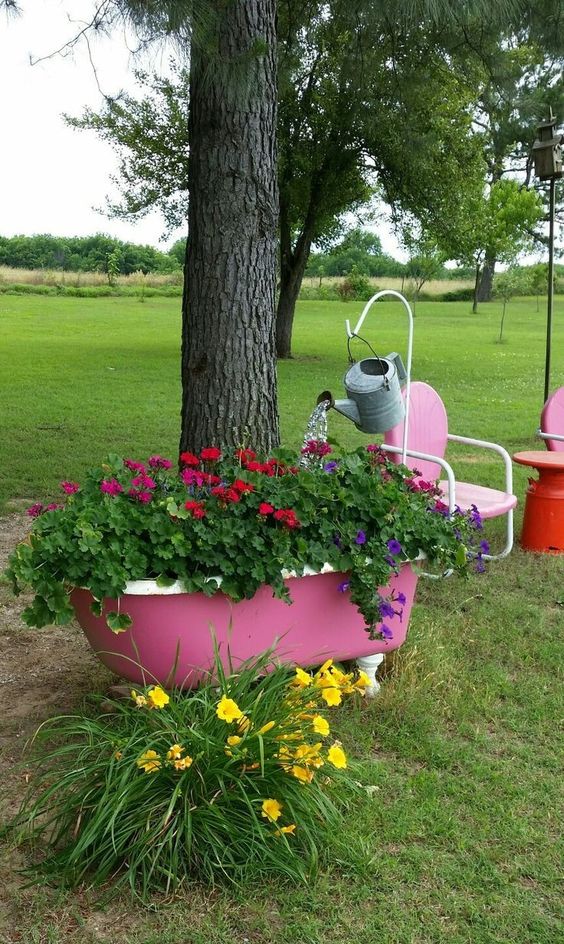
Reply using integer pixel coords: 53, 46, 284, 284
300, 275, 475, 296
0, 267, 478, 302
0, 265, 183, 290
0, 294, 563, 943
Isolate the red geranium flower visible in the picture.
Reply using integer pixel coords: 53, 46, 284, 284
185, 499, 206, 518
200, 447, 222, 462
211, 486, 240, 504
258, 502, 274, 515
273, 508, 301, 529
180, 451, 200, 467
232, 479, 255, 493
236, 448, 256, 463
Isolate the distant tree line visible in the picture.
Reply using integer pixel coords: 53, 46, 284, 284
0, 234, 183, 274
304, 229, 474, 281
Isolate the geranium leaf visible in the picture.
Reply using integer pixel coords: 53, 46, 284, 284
106, 611, 133, 634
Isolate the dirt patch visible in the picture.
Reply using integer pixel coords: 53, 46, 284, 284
0, 512, 114, 939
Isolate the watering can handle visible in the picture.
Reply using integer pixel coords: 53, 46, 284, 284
346, 333, 392, 387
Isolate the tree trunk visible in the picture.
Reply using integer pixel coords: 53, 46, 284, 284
477, 253, 496, 302
180, 0, 279, 455
472, 264, 481, 314
276, 229, 313, 359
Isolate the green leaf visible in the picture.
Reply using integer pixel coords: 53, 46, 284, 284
156, 574, 176, 587
106, 611, 133, 634
456, 544, 468, 567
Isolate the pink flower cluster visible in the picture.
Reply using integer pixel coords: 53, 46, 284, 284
148, 455, 173, 470
100, 479, 123, 497
405, 478, 441, 496
301, 439, 332, 458
60, 481, 80, 494
26, 502, 62, 517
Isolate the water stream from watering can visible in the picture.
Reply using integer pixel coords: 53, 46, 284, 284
299, 400, 331, 467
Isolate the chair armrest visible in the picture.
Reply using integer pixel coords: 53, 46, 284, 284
381, 444, 457, 513
447, 433, 514, 496
538, 430, 564, 443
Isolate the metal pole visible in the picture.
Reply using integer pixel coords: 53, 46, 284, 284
544, 176, 556, 404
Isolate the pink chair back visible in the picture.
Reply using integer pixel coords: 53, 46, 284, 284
384, 381, 448, 480
541, 386, 564, 452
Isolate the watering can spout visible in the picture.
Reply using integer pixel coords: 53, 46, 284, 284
332, 398, 362, 426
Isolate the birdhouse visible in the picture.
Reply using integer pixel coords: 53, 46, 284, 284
533, 116, 563, 181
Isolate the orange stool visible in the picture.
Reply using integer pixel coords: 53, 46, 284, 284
513, 451, 564, 553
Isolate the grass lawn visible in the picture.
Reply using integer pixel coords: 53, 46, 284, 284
1, 293, 563, 511
0, 293, 563, 942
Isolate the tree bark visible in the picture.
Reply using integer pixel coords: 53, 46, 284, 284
276, 213, 314, 358
180, 0, 279, 455
477, 253, 496, 302
472, 263, 481, 314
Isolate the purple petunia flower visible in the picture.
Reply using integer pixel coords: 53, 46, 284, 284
355, 530, 366, 545
323, 461, 339, 473
380, 623, 394, 640
470, 504, 483, 530
379, 601, 396, 619
479, 539, 490, 554
387, 539, 402, 556
475, 557, 486, 574
337, 580, 350, 593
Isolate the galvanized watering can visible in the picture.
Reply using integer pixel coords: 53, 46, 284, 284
330, 351, 407, 434
318, 290, 413, 437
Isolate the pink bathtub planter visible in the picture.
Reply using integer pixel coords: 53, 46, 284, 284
71, 561, 420, 691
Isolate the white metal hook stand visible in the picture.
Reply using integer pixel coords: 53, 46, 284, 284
345, 290, 414, 464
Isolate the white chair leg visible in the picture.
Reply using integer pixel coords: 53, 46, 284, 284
482, 508, 514, 561
356, 653, 385, 697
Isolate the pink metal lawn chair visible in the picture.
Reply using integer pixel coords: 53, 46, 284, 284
382, 381, 517, 560
539, 386, 564, 452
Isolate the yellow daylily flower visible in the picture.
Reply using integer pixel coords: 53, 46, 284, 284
317, 659, 333, 675
327, 743, 347, 769
328, 665, 349, 686
166, 743, 184, 760
294, 742, 324, 769
257, 720, 276, 736
312, 715, 330, 736
238, 715, 251, 733
131, 689, 147, 708
174, 755, 193, 770
114, 750, 123, 761
354, 671, 371, 691
147, 686, 170, 709
291, 765, 314, 783
261, 798, 283, 822
276, 823, 297, 836
292, 667, 312, 688
136, 749, 161, 774
227, 735, 242, 747
321, 686, 342, 707
216, 696, 243, 723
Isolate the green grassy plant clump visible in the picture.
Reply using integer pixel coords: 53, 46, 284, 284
11, 651, 367, 900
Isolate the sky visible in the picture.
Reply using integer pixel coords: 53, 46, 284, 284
0, 0, 185, 250
0, 0, 405, 257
